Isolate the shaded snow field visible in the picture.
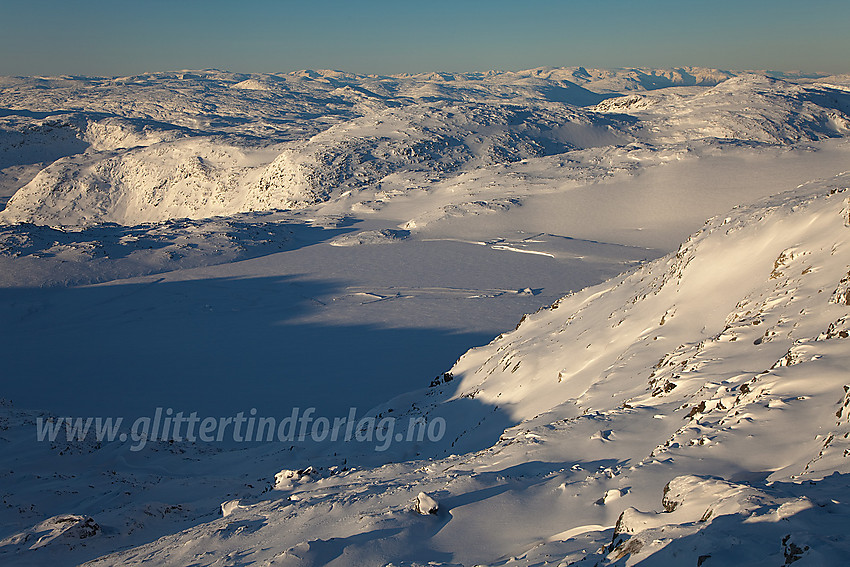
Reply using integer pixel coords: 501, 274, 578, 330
1, 67, 850, 566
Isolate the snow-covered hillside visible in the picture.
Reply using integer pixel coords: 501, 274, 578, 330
416, 173, 850, 451
0, 87, 625, 226
2, 67, 850, 566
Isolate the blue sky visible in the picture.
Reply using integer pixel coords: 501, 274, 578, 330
1, 0, 848, 76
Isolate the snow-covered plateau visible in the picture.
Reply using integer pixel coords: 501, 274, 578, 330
1, 66, 850, 566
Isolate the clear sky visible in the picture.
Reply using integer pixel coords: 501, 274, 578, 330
1, 0, 848, 77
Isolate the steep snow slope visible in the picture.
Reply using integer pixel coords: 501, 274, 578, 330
407, 173, 850, 457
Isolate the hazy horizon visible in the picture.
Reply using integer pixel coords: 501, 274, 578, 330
0, 65, 839, 80
2, 0, 848, 77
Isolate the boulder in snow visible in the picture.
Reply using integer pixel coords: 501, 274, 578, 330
413, 492, 439, 515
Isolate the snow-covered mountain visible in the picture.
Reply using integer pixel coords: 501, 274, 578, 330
3, 69, 849, 229
2, 67, 850, 566
0, 74, 621, 226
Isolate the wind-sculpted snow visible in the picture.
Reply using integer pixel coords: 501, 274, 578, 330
4, 68, 850, 566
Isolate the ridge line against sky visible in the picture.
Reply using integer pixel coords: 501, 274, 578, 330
1, 0, 849, 77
